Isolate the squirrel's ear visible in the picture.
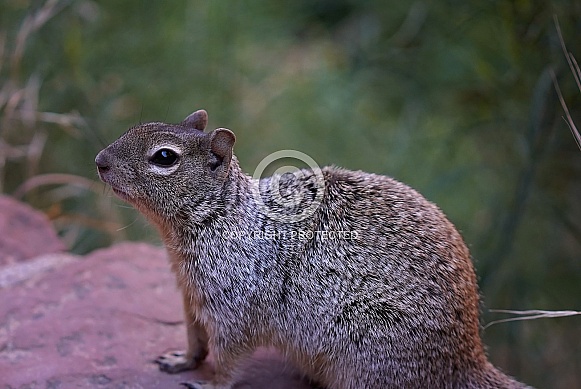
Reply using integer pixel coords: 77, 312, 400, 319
208, 128, 236, 174
182, 109, 208, 131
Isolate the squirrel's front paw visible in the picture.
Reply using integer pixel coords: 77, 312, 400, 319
180, 381, 229, 389
155, 350, 199, 373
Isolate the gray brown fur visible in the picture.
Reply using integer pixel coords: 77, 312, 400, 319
95, 110, 530, 389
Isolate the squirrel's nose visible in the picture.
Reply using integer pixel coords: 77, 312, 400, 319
95, 150, 111, 177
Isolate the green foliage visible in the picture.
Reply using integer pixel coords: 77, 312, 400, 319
1, 1, 580, 387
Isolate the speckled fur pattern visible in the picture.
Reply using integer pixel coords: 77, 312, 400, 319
95, 110, 531, 389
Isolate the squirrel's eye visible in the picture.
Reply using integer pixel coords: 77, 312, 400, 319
150, 148, 178, 167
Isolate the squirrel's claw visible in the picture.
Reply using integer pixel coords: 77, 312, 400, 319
154, 350, 194, 373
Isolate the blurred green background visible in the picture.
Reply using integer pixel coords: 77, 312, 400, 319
1, 1, 580, 387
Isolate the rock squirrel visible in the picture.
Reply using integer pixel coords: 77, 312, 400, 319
95, 109, 530, 388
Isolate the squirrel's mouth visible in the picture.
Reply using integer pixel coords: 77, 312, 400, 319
110, 186, 134, 202
97, 170, 135, 203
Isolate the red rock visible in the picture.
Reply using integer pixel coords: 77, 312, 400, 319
0, 242, 314, 389
0, 195, 65, 266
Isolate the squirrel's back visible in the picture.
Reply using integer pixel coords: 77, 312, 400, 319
248, 166, 526, 388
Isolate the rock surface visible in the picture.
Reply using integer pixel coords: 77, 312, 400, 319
0, 197, 312, 389
0, 195, 65, 267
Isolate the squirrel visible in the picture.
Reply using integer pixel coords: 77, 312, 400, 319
95, 109, 530, 389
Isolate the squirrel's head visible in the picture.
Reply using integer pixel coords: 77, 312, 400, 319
95, 109, 236, 226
